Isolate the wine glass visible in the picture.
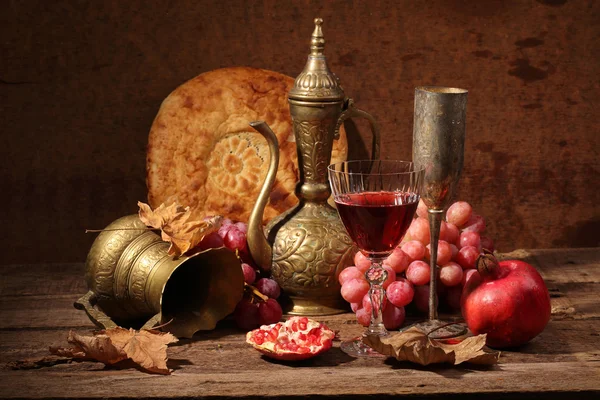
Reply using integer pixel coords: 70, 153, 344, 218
411, 86, 468, 338
328, 160, 424, 357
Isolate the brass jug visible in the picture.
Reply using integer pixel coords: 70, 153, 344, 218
246, 18, 380, 315
77, 215, 244, 338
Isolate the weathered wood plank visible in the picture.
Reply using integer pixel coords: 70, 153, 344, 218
0, 320, 598, 366
0, 361, 598, 399
0, 249, 599, 398
0, 263, 86, 296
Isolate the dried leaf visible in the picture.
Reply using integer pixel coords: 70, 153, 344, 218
137, 201, 222, 256
363, 327, 500, 366
49, 328, 178, 375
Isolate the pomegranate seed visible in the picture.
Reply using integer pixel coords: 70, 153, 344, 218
267, 328, 278, 341
298, 317, 309, 330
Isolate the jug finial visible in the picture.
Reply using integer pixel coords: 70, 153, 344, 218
288, 17, 345, 102
310, 18, 325, 55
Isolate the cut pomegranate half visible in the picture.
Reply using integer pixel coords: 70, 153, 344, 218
246, 316, 335, 361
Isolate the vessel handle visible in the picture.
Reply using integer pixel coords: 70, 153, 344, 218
74, 291, 118, 330
75, 291, 161, 331
334, 98, 381, 160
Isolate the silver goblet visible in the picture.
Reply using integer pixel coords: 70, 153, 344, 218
412, 86, 468, 338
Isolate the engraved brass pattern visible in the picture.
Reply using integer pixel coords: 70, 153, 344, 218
292, 118, 336, 183
80, 215, 244, 337
270, 204, 355, 294
85, 216, 148, 299
114, 231, 161, 302
127, 241, 168, 316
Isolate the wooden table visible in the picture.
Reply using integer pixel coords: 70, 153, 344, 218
1, 248, 599, 399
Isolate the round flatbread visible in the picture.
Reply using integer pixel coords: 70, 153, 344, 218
147, 67, 348, 224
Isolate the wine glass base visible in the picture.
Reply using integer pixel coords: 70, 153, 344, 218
402, 319, 467, 339
340, 336, 386, 357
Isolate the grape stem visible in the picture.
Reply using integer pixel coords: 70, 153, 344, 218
244, 282, 269, 302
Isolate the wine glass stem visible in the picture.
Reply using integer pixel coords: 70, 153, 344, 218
427, 209, 444, 321
365, 259, 388, 336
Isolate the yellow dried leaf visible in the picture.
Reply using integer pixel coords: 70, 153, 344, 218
49, 328, 178, 375
137, 201, 223, 256
363, 327, 500, 366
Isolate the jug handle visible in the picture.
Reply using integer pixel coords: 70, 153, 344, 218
334, 98, 381, 160
75, 291, 161, 331
74, 291, 118, 330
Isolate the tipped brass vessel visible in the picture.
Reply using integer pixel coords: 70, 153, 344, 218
78, 215, 244, 338
246, 19, 381, 315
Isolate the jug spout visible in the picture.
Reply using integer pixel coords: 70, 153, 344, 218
246, 121, 279, 271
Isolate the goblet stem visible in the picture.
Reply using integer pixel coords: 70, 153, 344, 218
365, 259, 388, 337
427, 209, 444, 321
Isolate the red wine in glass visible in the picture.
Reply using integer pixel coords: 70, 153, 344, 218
335, 191, 418, 257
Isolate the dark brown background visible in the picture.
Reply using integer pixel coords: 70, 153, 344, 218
1, 0, 598, 265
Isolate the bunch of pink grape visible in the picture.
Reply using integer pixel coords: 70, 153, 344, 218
339, 200, 493, 329
198, 218, 283, 331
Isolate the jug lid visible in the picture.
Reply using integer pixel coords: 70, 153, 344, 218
288, 18, 346, 102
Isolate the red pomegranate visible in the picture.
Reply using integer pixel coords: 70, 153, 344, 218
246, 316, 335, 361
461, 252, 551, 348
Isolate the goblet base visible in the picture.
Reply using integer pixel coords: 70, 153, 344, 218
402, 319, 467, 339
340, 335, 387, 357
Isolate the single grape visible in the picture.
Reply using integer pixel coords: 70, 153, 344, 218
384, 248, 411, 273
196, 231, 224, 250
354, 251, 372, 273
455, 245, 480, 269
408, 217, 430, 245
356, 307, 371, 327
450, 244, 459, 260
382, 265, 396, 289
255, 278, 281, 299
386, 278, 414, 307
241, 263, 256, 284
462, 268, 479, 286
362, 291, 388, 314
401, 230, 413, 244
480, 235, 495, 252
233, 297, 260, 331
425, 240, 452, 266
224, 227, 248, 252
406, 260, 430, 286
446, 285, 462, 310
338, 266, 365, 286
218, 219, 234, 239
413, 285, 437, 314
439, 262, 463, 287
257, 298, 283, 325
401, 240, 426, 262
459, 231, 481, 250
443, 222, 460, 245
462, 214, 486, 233
341, 278, 370, 304
439, 221, 449, 241
234, 221, 248, 234
382, 304, 406, 330
446, 201, 473, 227
416, 198, 428, 219
351, 302, 362, 313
